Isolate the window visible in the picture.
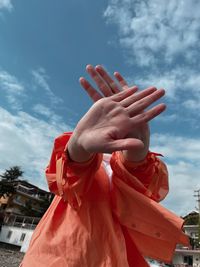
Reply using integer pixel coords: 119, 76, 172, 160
1, 203, 7, 210
184, 255, 193, 265
7, 230, 12, 239
15, 195, 21, 201
20, 233, 26, 242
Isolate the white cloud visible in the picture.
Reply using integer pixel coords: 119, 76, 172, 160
104, 0, 200, 122
32, 103, 68, 127
33, 104, 52, 118
0, 67, 65, 111
0, 0, 13, 11
0, 107, 72, 189
152, 134, 200, 162
0, 70, 25, 109
133, 69, 180, 98
182, 99, 199, 110
164, 161, 199, 216
126, 67, 200, 115
0, 67, 67, 111
156, 114, 177, 123
104, 0, 200, 66
31, 68, 62, 105
151, 133, 200, 215
0, 68, 73, 190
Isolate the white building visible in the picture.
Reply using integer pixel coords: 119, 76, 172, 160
0, 214, 40, 252
173, 224, 200, 266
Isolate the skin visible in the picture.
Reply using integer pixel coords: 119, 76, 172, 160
80, 65, 149, 162
68, 65, 166, 163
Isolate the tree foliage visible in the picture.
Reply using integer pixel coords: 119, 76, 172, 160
0, 166, 23, 181
184, 213, 199, 225
0, 166, 23, 198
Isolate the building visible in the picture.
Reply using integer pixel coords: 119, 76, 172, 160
0, 214, 40, 252
1, 181, 199, 265
0, 180, 53, 217
0, 180, 54, 252
173, 211, 200, 267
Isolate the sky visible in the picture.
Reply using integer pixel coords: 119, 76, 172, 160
0, 0, 200, 216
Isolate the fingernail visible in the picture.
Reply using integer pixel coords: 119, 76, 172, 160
86, 64, 93, 70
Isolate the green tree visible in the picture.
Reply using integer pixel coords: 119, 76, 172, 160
0, 166, 23, 198
0, 166, 23, 181
184, 213, 199, 225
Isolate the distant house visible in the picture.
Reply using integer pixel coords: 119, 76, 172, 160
0, 214, 40, 252
0, 180, 53, 217
173, 211, 200, 267
0, 180, 54, 252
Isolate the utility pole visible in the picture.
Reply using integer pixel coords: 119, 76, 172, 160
194, 189, 200, 215
194, 189, 200, 248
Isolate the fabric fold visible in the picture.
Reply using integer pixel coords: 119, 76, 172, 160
46, 132, 103, 209
20, 132, 189, 267
110, 152, 189, 263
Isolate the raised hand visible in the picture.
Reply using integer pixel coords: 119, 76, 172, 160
68, 85, 166, 162
79, 65, 137, 101
79, 65, 159, 161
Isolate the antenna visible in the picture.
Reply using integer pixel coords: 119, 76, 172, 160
194, 189, 200, 248
194, 189, 200, 215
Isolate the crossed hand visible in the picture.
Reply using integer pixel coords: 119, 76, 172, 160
68, 65, 166, 162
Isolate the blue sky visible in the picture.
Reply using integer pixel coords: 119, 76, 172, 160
0, 0, 200, 216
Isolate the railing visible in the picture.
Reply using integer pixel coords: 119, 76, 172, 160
173, 265, 191, 267
12, 198, 26, 207
174, 264, 200, 267
15, 185, 48, 201
5, 221, 37, 230
3, 214, 40, 230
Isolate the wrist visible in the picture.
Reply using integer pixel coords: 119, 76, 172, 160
67, 132, 94, 163
122, 149, 148, 162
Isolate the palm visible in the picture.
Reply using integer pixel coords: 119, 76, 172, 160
76, 95, 146, 153
79, 65, 165, 160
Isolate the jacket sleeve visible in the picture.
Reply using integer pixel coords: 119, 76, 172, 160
110, 151, 169, 202
45, 132, 103, 209
110, 151, 189, 263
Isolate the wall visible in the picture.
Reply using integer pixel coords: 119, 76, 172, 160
0, 225, 33, 252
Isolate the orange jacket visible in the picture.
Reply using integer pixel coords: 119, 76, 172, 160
21, 132, 188, 267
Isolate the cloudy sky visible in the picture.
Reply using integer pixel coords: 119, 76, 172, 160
0, 0, 200, 216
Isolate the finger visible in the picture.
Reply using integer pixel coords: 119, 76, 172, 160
79, 77, 102, 102
86, 65, 113, 97
127, 89, 165, 116
111, 87, 138, 102
95, 65, 120, 93
131, 103, 166, 124
114, 72, 139, 93
114, 71, 129, 90
121, 86, 157, 107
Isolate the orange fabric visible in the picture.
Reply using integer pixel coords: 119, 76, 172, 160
20, 132, 188, 267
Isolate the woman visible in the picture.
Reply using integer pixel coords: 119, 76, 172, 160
20, 65, 188, 267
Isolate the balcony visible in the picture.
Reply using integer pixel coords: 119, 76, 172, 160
12, 198, 26, 207
3, 214, 41, 230
15, 185, 48, 201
